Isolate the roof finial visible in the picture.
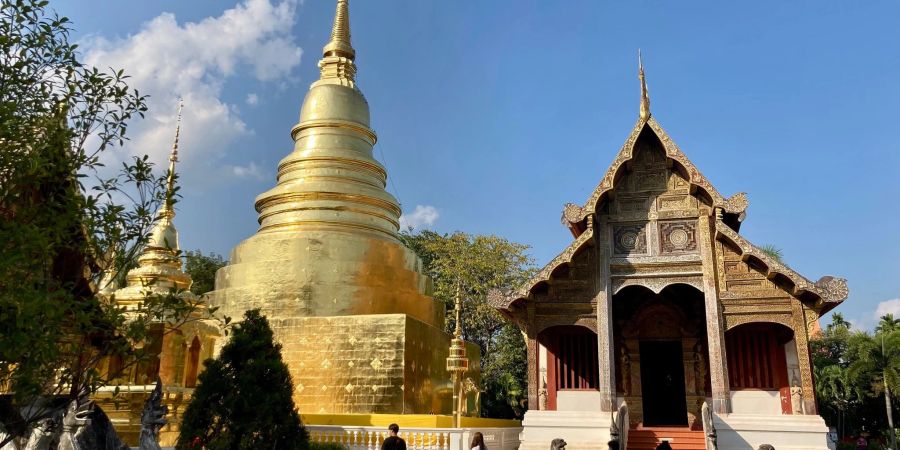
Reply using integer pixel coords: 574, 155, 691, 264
322, 0, 355, 60
639, 49, 651, 122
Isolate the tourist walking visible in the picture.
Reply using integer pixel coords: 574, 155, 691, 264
471, 432, 487, 450
382, 424, 407, 450
655, 441, 673, 450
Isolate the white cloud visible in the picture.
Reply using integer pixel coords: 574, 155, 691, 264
81, 0, 302, 180
246, 93, 259, 106
847, 298, 900, 331
876, 298, 900, 318
399, 205, 439, 230
231, 162, 267, 180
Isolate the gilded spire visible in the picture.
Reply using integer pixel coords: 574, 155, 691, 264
323, 0, 354, 59
114, 101, 192, 308
145, 101, 184, 252
315, 0, 357, 88
164, 98, 183, 214
639, 50, 651, 122
453, 282, 463, 338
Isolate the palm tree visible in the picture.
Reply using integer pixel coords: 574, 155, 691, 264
816, 364, 858, 437
876, 314, 900, 335
849, 330, 900, 450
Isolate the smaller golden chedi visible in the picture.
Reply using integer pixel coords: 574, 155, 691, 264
97, 103, 220, 445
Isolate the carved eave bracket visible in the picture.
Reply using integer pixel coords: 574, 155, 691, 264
561, 203, 588, 237
714, 219, 848, 314
566, 117, 749, 238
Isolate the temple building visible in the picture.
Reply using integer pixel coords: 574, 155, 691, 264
208, 0, 479, 418
96, 105, 220, 445
491, 58, 848, 450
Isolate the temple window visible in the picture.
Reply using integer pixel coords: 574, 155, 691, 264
725, 323, 791, 390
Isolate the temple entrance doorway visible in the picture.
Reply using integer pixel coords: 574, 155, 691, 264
613, 284, 711, 428
640, 341, 688, 426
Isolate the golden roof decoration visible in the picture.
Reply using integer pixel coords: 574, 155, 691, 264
713, 218, 848, 309
564, 116, 749, 232
639, 50, 651, 123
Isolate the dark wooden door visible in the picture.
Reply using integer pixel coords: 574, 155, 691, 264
639, 340, 688, 426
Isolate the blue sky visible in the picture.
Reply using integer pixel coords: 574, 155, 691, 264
56, 0, 900, 329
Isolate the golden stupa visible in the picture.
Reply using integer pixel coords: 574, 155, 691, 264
209, 0, 477, 416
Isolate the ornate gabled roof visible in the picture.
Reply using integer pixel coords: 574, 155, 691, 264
714, 218, 848, 312
563, 117, 748, 237
494, 59, 846, 318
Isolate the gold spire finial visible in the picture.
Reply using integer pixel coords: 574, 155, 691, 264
322, 0, 355, 59
315, 0, 357, 88
162, 99, 183, 215
166, 99, 183, 198
453, 282, 462, 338
639, 49, 651, 122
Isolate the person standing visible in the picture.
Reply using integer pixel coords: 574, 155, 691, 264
470, 432, 487, 450
381, 424, 407, 450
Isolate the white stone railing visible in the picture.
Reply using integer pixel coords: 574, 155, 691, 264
307, 426, 522, 450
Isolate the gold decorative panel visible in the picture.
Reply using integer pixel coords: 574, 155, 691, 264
659, 220, 698, 254
613, 223, 648, 256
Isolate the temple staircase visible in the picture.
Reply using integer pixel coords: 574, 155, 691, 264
629, 426, 706, 450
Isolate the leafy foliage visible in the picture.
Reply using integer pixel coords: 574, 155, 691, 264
813, 314, 900, 444
184, 250, 227, 296
177, 309, 308, 450
400, 229, 535, 418
0, 0, 212, 442
758, 244, 784, 262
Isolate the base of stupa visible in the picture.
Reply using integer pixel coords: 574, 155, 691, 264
304, 414, 523, 450
714, 414, 833, 450
302, 413, 521, 428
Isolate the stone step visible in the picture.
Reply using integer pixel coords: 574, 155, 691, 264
629, 427, 706, 450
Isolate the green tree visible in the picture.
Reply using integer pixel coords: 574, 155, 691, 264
177, 309, 308, 450
0, 0, 210, 443
184, 250, 227, 295
849, 329, 900, 450
401, 229, 535, 418
876, 314, 900, 335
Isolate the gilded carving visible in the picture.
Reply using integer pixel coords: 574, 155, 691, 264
724, 313, 793, 331
562, 203, 586, 226
659, 220, 698, 254
611, 276, 703, 295
715, 218, 849, 306
613, 224, 648, 255
579, 118, 747, 226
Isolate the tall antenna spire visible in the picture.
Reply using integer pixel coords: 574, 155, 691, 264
322, 0, 355, 60
639, 50, 651, 122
